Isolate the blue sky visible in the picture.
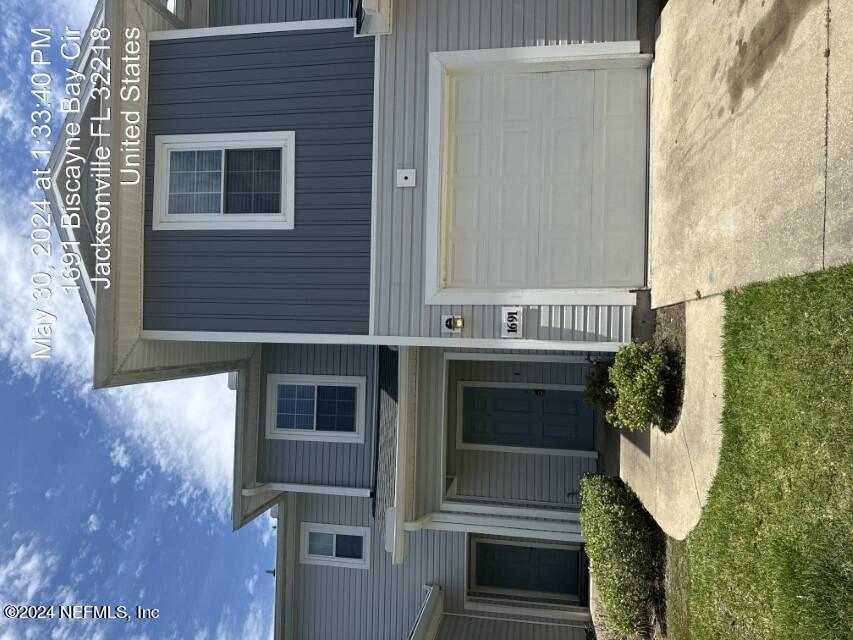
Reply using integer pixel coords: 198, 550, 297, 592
0, 2, 275, 638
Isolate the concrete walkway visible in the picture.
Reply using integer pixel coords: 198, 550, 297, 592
620, 296, 725, 540
624, 0, 853, 538
649, 0, 853, 308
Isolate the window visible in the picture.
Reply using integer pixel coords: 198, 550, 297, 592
300, 523, 370, 570
152, 131, 295, 230
265, 374, 366, 443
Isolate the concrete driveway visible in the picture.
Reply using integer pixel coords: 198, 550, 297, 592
621, 0, 852, 538
649, 0, 852, 308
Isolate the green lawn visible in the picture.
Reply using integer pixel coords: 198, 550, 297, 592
668, 264, 853, 639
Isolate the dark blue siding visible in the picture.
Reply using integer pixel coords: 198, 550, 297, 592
143, 28, 373, 334
210, 0, 350, 27
258, 344, 376, 487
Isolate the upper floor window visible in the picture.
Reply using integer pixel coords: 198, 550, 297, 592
152, 131, 295, 230
300, 523, 370, 570
265, 374, 366, 443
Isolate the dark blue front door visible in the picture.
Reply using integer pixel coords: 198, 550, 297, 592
461, 385, 594, 450
475, 542, 580, 599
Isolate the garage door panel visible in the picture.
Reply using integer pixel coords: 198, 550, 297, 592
454, 75, 483, 122
550, 69, 594, 118
451, 186, 480, 229
450, 238, 482, 286
453, 131, 482, 177
551, 126, 588, 175
444, 66, 647, 291
500, 73, 535, 120
500, 129, 536, 176
497, 184, 533, 230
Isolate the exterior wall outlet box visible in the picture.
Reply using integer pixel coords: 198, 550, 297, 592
501, 306, 523, 338
396, 168, 416, 187
441, 315, 463, 333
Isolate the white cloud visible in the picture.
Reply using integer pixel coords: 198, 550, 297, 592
0, 537, 59, 603
238, 601, 271, 640
134, 468, 152, 489
244, 573, 258, 596
85, 513, 101, 533
109, 442, 131, 469
0, 0, 237, 520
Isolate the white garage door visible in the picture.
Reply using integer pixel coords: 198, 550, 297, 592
445, 67, 647, 290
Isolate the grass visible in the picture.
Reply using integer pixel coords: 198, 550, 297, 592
667, 264, 853, 640
664, 538, 692, 640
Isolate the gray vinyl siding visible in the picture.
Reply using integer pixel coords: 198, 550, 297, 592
290, 493, 586, 639
446, 360, 597, 508
209, 0, 350, 26
257, 344, 377, 488
416, 348, 599, 517
143, 28, 373, 334
374, 0, 637, 342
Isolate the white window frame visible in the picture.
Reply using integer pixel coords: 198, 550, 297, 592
423, 42, 648, 307
265, 374, 366, 443
152, 131, 295, 231
299, 523, 370, 570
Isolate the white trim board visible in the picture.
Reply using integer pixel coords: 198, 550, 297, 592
140, 330, 625, 352
404, 512, 584, 543
440, 499, 581, 523
424, 41, 652, 307
444, 352, 591, 364
427, 289, 637, 307
242, 483, 371, 498
148, 17, 357, 40
368, 35, 381, 336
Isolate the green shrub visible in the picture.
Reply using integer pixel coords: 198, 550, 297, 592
580, 475, 663, 639
583, 359, 615, 413
606, 341, 666, 432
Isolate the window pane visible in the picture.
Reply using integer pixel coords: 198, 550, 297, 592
335, 535, 363, 560
224, 148, 282, 214
168, 150, 221, 214
316, 385, 357, 433
308, 532, 334, 557
276, 384, 315, 430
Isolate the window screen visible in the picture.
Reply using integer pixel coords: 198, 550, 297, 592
167, 150, 221, 214
334, 534, 363, 559
316, 386, 357, 432
275, 384, 315, 430
224, 148, 282, 214
308, 532, 334, 557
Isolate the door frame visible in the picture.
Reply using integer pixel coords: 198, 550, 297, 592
424, 41, 652, 306
463, 533, 591, 622
455, 380, 596, 457
468, 536, 584, 604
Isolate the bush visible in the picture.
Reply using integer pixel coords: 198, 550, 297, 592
584, 359, 615, 414
606, 341, 666, 432
580, 475, 663, 638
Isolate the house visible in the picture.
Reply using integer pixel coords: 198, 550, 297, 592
45, 0, 651, 637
